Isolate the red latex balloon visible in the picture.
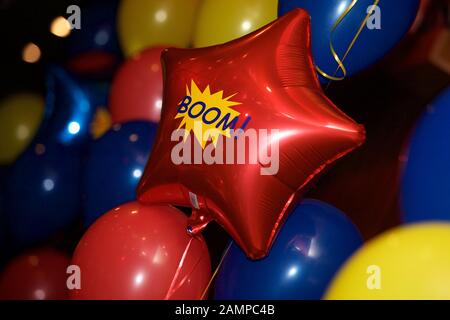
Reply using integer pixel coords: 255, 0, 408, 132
109, 47, 165, 124
67, 51, 118, 76
0, 248, 69, 300
410, 0, 432, 33
137, 9, 365, 260
70, 202, 211, 300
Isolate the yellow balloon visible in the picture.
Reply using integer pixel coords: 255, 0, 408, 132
0, 93, 45, 164
118, 0, 202, 57
193, 0, 278, 48
325, 223, 450, 300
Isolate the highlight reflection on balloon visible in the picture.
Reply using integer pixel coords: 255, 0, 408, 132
109, 47, 165, 124
0, 93, 45, 164
214, 200, 362, 300
278, 0, 420, 83
71, 202, 211, 300
118, 0, 201, 57
4, 140, 82, 244
82, 121, 158, 227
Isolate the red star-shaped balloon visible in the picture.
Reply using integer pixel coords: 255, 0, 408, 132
137, 9, 365, 259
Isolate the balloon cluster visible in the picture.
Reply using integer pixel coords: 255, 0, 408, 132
4, 0, 450, 301
2, 13, 165, 246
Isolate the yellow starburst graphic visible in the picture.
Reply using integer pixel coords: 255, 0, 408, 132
175, 80, 242, 148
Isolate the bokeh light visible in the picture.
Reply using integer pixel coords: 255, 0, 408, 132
22, 42, 41, 63
50, 16, 71, 38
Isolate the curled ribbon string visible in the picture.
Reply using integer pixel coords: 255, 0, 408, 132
164, 237, 194, 300
200, 242, 233, 300
166, 249, 207, 299
316, 0, 381, 82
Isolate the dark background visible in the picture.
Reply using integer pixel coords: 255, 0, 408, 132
0, 0, 85, 97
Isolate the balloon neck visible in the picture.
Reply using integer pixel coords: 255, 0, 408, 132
187, 209, 212, 235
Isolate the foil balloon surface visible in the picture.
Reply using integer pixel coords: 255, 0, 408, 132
137, 9, 365, 259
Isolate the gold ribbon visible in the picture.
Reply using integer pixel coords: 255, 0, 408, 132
200, 242, 232, 299
90, 107, 112, 139
316, 0, 381, 81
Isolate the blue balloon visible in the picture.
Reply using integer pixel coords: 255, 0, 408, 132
41, 66, 108, 150
214, 199, 362, 300
68, 0, 121, 58
82, 121, 158, 227
4, 140, 82, 244
81, 81, 110, 110
278, 0, 419, 83
0, 183, 5, 250
401, 87, 450, 222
